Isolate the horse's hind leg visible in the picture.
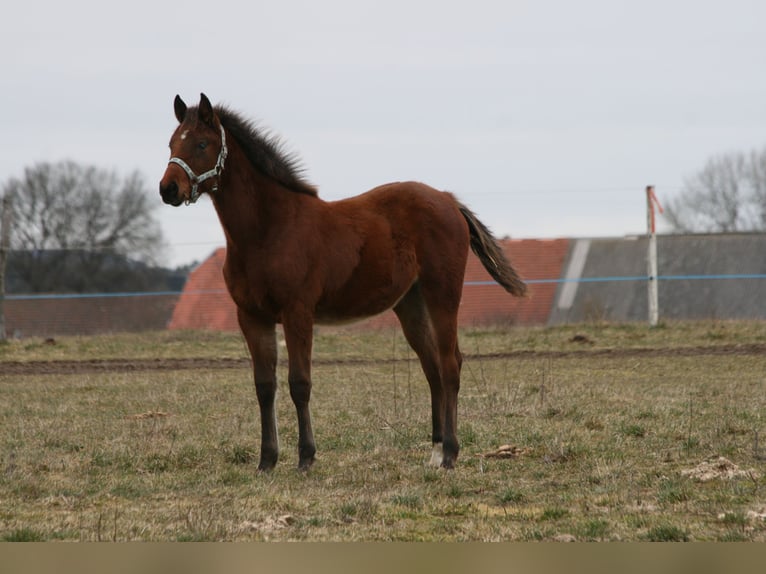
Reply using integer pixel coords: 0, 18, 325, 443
416, 276, 464, 469
428, 313, 462, 468
394, 283, 448, 467
237, 309, 279, 471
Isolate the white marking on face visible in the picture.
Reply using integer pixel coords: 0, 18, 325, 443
180, 129, 189, 140
429, 442, 444, 467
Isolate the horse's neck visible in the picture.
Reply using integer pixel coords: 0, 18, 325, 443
211, 156, 298, 250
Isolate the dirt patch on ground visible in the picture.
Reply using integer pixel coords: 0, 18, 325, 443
2, 343, 765, 376
0, 357, 251, 376
682, 456, 761, 482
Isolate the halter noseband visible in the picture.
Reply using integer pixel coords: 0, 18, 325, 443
168, 124, 228, 205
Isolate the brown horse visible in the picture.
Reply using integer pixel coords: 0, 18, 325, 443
159, 93, 526, 470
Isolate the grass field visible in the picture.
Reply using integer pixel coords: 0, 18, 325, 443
1, 321, 766, 541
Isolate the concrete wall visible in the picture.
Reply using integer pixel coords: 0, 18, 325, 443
549, 234, 766, 324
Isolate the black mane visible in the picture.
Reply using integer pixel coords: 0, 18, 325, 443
211, 105, 318, 196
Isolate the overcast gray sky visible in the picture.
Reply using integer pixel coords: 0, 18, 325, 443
3, 0, 765, 267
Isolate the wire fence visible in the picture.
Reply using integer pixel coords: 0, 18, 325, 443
3, 272, 766, 338
472, 275, 766, 285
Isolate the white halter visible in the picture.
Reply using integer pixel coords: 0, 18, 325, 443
168, 124, 228, 204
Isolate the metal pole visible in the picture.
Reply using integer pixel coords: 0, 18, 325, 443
0, 193, 12, 340
646, 186, 659, 327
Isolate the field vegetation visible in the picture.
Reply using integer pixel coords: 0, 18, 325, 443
1, 321, 765, 541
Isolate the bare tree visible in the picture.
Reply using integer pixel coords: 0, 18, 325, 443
2, 161, 166, 292
665, 147, 766, 233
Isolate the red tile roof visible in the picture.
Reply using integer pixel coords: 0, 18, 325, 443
168, 238, 569, 331
466, 238, 569, 325
168, 248, 238, 331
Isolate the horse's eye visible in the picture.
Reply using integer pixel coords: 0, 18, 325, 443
198, 141, 208, 150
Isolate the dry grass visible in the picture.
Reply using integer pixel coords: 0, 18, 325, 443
1, 321, 766, 541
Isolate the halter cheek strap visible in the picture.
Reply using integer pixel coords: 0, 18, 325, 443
168, 124, 228, 205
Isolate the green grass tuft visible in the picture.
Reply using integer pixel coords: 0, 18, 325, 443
3, 527, 47, 542
643, 524, 689, 542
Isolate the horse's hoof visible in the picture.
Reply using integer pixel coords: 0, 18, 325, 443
429, 442, 444, 467
440, 456, 457, 470
297, 457, 315, 472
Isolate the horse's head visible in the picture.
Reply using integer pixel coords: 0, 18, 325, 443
159, 93, 228, 206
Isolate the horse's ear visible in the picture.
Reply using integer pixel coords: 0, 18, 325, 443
199, 93, 215, 126
174, 95, 187, 123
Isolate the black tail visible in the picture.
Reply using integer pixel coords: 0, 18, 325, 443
458, 203, 527, 297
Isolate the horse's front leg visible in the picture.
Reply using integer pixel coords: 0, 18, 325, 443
237, 309, 279, 471
283, 309, 317, 470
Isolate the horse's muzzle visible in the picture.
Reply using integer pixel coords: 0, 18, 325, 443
159, 180, 184, 207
